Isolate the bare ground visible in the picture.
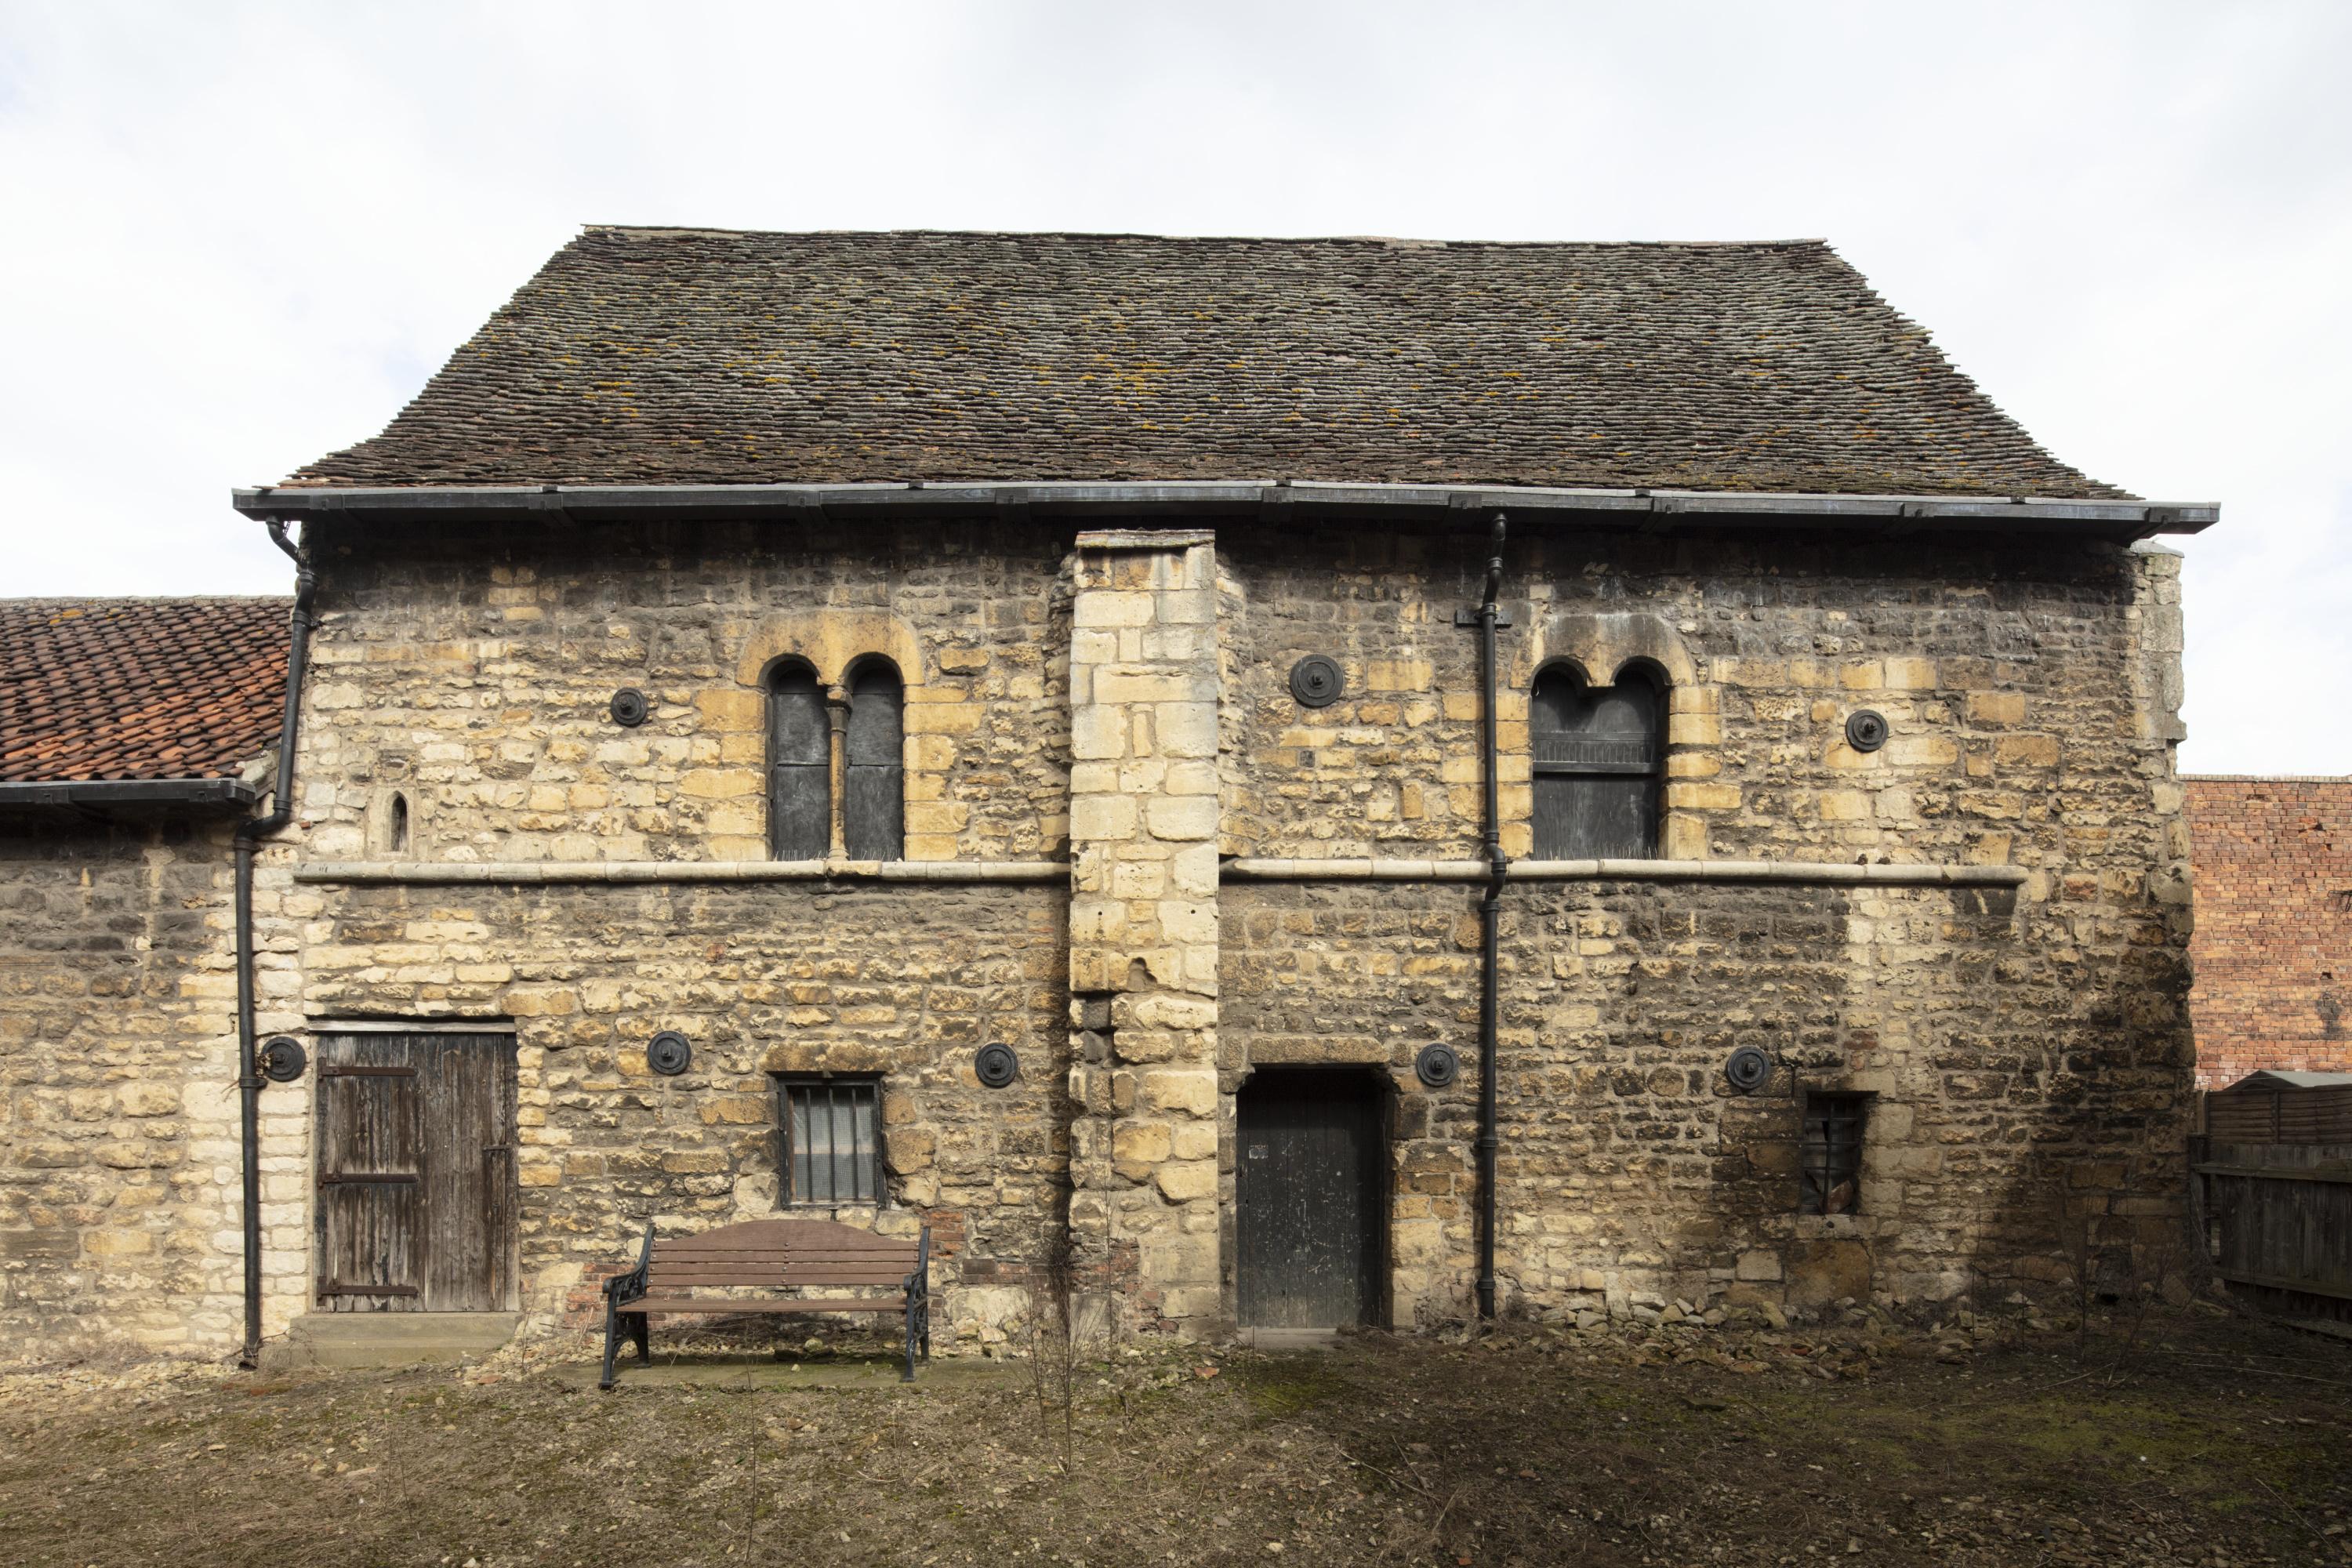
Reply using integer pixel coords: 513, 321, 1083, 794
3, 1305, 2348, 1567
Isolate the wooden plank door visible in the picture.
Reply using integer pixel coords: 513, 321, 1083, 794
316, 1032, 517, 1311
1236, 1069, 1386, 1328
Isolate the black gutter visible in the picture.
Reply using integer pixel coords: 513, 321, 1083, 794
235, 521, 316, 1368
231, 481, 2217, 543
0, 778, 261, 810
1474, 513, 1508, 1321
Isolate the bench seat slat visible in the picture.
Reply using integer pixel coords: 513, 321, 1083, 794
649, 1269, 913, 1279
651, 1235, 911, 1251
652, 1242, 919, 1257
626, 1296, 907, 1314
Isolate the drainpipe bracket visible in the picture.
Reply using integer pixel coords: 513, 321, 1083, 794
1452, 607, 1514, 628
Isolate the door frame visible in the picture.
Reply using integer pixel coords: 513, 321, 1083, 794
1229, 1064, 1396, 1330
309, 1024, 521, 1312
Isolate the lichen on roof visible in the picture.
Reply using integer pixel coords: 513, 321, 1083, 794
291, 227, 2126, 499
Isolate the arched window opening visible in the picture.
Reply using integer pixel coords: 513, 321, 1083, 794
388, 792, 409, 855
1530, 661, 1664, 859
843, 659, 905, 861
768, 662, 830, 860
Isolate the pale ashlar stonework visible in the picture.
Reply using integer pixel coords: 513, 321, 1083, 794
1, 517, 2195, 1353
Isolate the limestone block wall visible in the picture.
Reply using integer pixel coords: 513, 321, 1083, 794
1221, 874, 2191, 1321
0, 818, 274, 1359
296, 880, 1068, 1341
298, 517, 1073, 865
1218, 527, 2187, 882
1064, 531, 1223, 1330
1215, 527, 2194, 1319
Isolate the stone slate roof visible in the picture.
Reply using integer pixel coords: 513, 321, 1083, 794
290, 228, 2125, 499
0, 599, 290, 782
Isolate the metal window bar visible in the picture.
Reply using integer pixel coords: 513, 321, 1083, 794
1798, 1094, 1867, 1215
784, 1080, 880, 1205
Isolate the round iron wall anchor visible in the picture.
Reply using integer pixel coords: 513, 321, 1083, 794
1723, 1046, 1772, 1095
609, 688, 650, 728
975, 1042, 1019, 1088
646, 1030, 692, 1076
1415, 1043, 1461, 1089
1843, 708, 1889, 753
1289, 655, 1345, 710
259, 1036, 307, 1083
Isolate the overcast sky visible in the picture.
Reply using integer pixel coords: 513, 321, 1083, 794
2, 1, 2344, 774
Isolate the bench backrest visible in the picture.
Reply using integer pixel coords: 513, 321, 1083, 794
644, 1218, 923, 1294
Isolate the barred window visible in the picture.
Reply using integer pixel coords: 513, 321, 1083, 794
1531, 662, 1664, 859
1798, 1092, 1868, 1215
779, 1077, 884, 1207
767, 662, 829, 860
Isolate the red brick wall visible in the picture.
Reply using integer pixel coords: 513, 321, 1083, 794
2185, 777, 2352, 1088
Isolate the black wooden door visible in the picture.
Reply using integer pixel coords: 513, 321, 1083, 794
316, 1032, 517, 1311
1236, 1069, 1385, 1328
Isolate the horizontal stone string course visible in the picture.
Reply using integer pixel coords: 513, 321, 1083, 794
1222, 858, 2033, 887
293, 857, 2031, 889
291, 859, 1069, 885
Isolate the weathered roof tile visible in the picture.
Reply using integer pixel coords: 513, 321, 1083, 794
0, 599, 291, 782
291, 229, 2123, 499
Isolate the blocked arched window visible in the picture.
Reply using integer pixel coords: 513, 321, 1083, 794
1530, 661, 1664, 859
843, 659, 905, 861
768, 662, 830, 860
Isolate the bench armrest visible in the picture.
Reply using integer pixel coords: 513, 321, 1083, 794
604, 1218, 655, 1305
902, 1225, 931, 1299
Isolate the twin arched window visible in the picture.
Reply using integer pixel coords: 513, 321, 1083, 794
768, 658, 904, 860
1530, 661, 1664, 859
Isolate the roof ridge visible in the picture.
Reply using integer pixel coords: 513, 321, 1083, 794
582, 223, 1835, 250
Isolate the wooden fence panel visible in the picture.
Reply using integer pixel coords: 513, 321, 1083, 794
2195, 1138, 2352, 1323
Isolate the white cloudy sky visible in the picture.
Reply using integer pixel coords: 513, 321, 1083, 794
2, 1, 2345, 774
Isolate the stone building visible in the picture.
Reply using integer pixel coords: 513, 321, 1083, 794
2184, 776, 2351, 1088
1, 598, 289, 1354
5, 229, 2220, 1359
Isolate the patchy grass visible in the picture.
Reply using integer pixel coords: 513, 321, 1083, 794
2, 1309, 2347, 1566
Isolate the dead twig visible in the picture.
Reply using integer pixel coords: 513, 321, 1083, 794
2252, 1473, 2328, 1547
1341, 1450, 1440, 1504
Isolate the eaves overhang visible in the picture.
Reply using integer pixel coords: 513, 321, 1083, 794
0, 777, 262, 812
233, 481, 2218, 543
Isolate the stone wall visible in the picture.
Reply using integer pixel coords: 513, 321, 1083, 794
1220, 875, 2188, 1320
299, 517, 1073, 865
1214, 525, 2194, 1318
2, 511, 2198, 1358
296, 879, 1068, 1340
0, 816, 267, 1358
1063, 531, 1224, 1330
1217, 525, 2186, 879
2185, 776, 2352, 1087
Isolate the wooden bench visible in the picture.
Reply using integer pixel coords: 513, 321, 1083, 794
600, 1218, 931, 1388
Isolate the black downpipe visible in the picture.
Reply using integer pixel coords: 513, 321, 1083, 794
1475, 514, 1508, 1320
237, 521, 315, 1367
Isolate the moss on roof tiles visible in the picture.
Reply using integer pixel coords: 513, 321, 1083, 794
292, 229, 2122, 499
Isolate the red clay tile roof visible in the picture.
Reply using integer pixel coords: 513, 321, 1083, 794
0, 599, 291, 782
290, 228, 2126, 500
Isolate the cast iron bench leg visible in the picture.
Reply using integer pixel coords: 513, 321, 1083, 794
632, 1311, 649, 1362
600, 1293, 622, 1391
